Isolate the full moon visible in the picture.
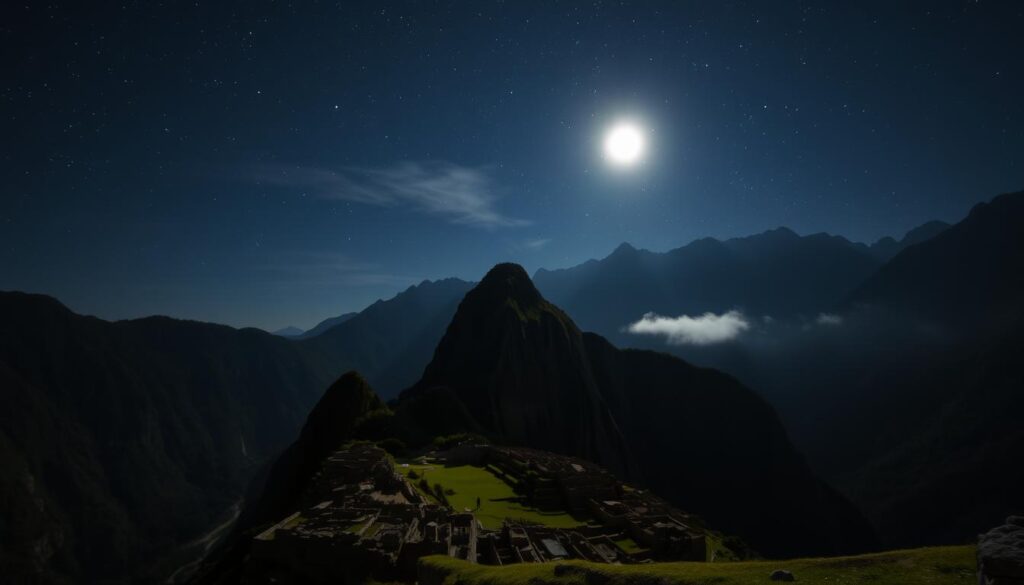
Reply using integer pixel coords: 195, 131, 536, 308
604, 123, 646, 167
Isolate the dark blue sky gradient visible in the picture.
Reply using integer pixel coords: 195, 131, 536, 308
2, 1, 1022, 330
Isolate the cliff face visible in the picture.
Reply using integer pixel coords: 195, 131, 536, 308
404, 263, 635, 478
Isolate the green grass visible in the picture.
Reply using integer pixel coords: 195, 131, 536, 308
397, 463, 584, 529
363, 522, 383, 538
611, 537, 645, 554
420, 545, 976, 585
705, 534, 741, 562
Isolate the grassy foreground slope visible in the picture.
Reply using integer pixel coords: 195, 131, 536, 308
419, 545, 975, 585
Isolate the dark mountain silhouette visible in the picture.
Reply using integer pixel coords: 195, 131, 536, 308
294, 312, 358, 339
190, 372, 389, 585
817, 190, 1024, 546
580, 333, 876, 557
865, 220, 950, 261
394, 264, 878, 557
238, 371, 386, 531
270, 326, 305, 337
0, 292, 336, 585
299, 278, 473, 398
832, 324, 1024, 547
0, 277, 473, 584
661, 191, 1023, 549
849, 193, 1023, 332
533, 220, 951, 345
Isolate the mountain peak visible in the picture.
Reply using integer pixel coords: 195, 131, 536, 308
723, 227, 800, 248
610, 241, 638, 256
474, 262, 544, 308
405, 264, 633, 478
763, 226, 799, 239
271, 325, 304, 337
299, 371, 382, 447
480, 261, 531, 282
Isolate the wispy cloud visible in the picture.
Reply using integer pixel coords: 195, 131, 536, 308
253, 161, 528, 228
523, 238, 551, 250
816, 313, 844, 326
627, 310, 751, 345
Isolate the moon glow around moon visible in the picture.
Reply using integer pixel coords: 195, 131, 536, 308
604, 122, 646, 167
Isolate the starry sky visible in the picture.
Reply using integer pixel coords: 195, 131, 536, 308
2, 1, 1022, 331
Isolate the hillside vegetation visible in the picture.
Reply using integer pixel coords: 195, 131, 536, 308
419, 545, 976, 585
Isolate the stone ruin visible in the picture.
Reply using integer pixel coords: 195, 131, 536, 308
247, 442, 712, 584
250, 444, 477, 583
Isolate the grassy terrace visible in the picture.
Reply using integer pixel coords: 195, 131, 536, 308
611, 537, 645, 554
397, 462, 585, 530
420, 545, 976, 585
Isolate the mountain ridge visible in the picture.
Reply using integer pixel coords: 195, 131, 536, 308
534, 218, 948, 285
0, 291, 336, 584
293, 312, 357, 339
299, 277, 474, 398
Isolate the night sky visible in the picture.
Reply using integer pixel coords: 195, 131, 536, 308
3, 1, 1022, 330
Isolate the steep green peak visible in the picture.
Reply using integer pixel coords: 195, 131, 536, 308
472, 263, 544, 309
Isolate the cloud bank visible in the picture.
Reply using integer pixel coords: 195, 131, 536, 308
255, 161, 527, 228
627, 310, 751, 345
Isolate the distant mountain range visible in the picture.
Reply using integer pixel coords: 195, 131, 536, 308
4, 191, 1020, 584
294, 312, 357, 338
270, 325, 305, 337
863, 220, 950, 261
267, 311, 364, 340
533, 219, 949, 338
297, 277, 473, 397
848, 195, 1021, 332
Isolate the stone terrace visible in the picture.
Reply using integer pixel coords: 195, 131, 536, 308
250, 443, 476, 583
248, 443, 709, 583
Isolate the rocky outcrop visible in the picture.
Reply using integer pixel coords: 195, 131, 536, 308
979, 516, 1024, 585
